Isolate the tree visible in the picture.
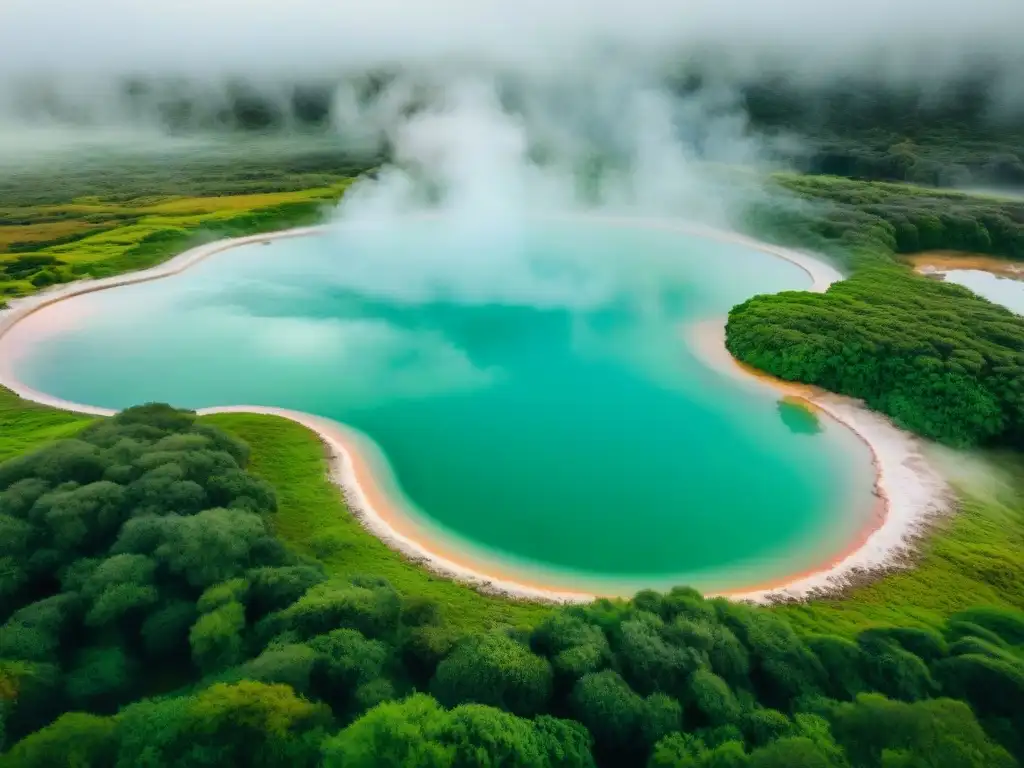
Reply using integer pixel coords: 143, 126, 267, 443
933, 654, 1024, 719
857, 635, 936, 702
570, 670, 645, 754
230, 643, 319, 697
1, 712, 117, 768
829, 693, 1015, 768
80, 553, 158, 628
432, 633, 553, 716
531, 611, 610, 685
615, 615, 698, 697
115, 681, 329, 768
808, 635, 869, 700
141, 600, 197, 659
643, 693, 684, 750
747, 737, 838, 768
190, 600, 246, 673
321, 694, 594, 768
260, 579, 401, 641
153, 507, 269, 588
649, 732, 749, 768
65, 646, 133, 710
741, 708, 792, 748
688, 669, 742, 727
246, 565, 326, 620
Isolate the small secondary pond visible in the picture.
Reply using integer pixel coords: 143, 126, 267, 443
936, 269, 1024, 315
11, 218, 876, 593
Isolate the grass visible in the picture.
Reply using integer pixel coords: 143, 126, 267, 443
0, 180, 353, 296
0, 388, 94, 461
777, 479, 1024, 636
1, 380, 1023, 639
199, 412, 554, 634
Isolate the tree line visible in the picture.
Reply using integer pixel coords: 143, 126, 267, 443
1, 405, 1023, 766
729, 175, 1024, 449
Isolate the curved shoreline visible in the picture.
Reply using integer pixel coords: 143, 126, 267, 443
0, 216, 948, 603
687, 319, 950, 601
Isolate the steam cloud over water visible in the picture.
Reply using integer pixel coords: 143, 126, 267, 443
2, 0, 1023, 225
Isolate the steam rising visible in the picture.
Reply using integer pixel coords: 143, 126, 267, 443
4, 0, 1021, 305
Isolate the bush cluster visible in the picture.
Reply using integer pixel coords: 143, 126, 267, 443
2, 406, 1023, 767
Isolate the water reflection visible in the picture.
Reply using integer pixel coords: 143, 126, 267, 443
777, 397, 822, 436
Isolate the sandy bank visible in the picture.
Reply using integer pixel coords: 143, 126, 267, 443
688, 319, 951, 601
907, 251, 1024, 281
0, 218, 949, 604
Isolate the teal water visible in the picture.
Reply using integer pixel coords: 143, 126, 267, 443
940, 269, 1024, 315
17, 219, 875, 593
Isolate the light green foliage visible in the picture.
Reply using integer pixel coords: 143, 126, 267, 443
649, 733, 749, 768
321, 693, 594, 768
0, 390, 92, 463
531, 611, 611, 683
115, 681, 330, 768
261, 578, 401, 641
1, 712, 117, 768
190, 600, 246, 673
615, 613, 698, 696
152, 508, 269, 588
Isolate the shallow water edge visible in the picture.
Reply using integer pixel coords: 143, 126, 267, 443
0, 217, 952, 603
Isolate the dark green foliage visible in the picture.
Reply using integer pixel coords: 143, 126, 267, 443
432, 632, 553, 716
727, 265, 1024, 448
570, 670, 646, 754
950, 607, 1024, 645
857, 633, 938, 702
0, 404, 319, 744
3, 406, 1024, 768
859, 626, 949, 664
933, 654, 1024, 719
807, 636, 869, 700
828, 693, 1017, 768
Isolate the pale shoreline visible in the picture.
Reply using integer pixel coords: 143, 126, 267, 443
907, 251, 1024, 282
0, 216, 951, 603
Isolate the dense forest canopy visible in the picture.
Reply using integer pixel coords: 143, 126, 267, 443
726, 172, 1024, 450
727, 266, 1024, 447
1, 404, 1023, 767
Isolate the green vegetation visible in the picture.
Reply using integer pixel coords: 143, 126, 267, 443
0, 183, 351, 299
0, 390, 94, 463
1, 402, 1023, 767
729, 175, 1024, 449
2, 133, 1024, 765
202, 412, 551, 635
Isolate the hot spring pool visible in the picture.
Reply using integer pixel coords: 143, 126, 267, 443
6, 217, 877, 594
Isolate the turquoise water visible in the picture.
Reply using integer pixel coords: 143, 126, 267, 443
940, 269, 1024, 315
17, 218, 875, 592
